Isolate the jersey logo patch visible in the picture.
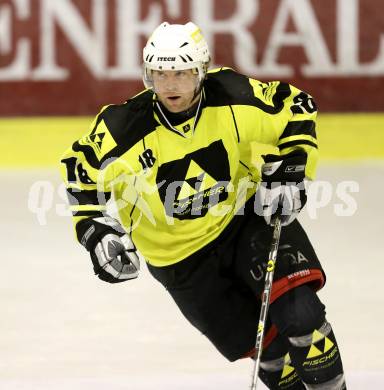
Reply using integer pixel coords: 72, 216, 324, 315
89, 132, 105, 151
156, 140, 231, 220
177, 160, 217, 198
79, 119, 117, 160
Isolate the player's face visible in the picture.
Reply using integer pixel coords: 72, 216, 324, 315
152, 69, 199, 113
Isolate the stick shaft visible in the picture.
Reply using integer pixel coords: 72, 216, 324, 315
250, 218, 282, 389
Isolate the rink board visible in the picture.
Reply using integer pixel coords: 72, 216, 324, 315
1, 113, 384, 167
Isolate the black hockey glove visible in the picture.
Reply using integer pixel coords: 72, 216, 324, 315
260, 151, 308, 226
76, 216, 140, 283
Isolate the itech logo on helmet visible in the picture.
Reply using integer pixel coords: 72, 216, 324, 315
157, 57, 176, 61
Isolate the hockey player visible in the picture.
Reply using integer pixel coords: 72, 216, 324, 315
60, 22, 346, 389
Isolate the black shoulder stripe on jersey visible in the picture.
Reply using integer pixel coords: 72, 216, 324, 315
229, 105, 240, 142
67, 188, 111, 206
74, 91, 158, 170
72, 210, 104, 217
205, 68, 291, 114
279, 120, 316, 140
278, 139, 318, 151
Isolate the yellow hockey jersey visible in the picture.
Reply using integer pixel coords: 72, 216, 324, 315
60, 68, 318, 267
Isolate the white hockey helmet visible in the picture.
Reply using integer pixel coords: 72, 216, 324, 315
143, 22, 210, 89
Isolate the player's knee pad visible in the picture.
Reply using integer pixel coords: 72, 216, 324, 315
288, 321, 346, 389
269, 285, 326, 338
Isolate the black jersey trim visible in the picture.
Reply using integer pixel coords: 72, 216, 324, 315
239, 160, 250, 170
72, 210, 104, 217
153, 104, 187, 137
229, 105, 240, 142
194, 93, 205, 133
279, 120, 316, 140
128, 179, 139, 242
278, 140, 318, 151
67, 188, 111, 206
129, 177, 138, 218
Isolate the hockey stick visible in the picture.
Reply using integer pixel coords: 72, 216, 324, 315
250, 216, 282, 389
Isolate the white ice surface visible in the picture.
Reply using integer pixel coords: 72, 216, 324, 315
1, 163, 383, 389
